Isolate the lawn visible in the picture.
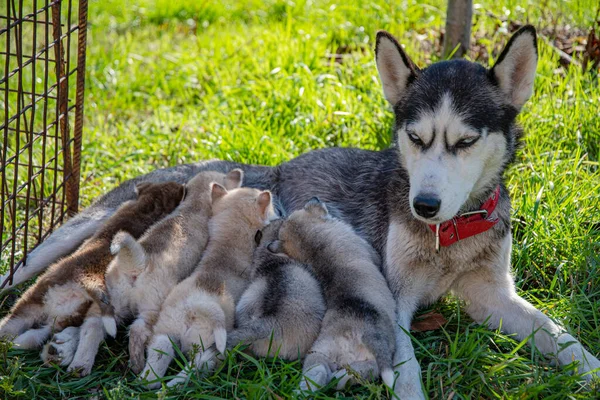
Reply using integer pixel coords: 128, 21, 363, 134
1, 0, 600, 398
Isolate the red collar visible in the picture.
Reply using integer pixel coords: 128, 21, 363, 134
428, 186, 501, 250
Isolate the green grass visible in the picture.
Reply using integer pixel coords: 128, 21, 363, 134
2, 0, 600, 398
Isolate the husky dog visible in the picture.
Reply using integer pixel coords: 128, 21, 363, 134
5, 26, 600, 398
0, 182, 184, 376
227, 219, 326, 360
268, 198, 396, 390
140, 183, 275, 389
99, 169, 244, 374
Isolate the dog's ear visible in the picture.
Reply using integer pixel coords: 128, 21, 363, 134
375, 30, 419, 105
490, 25, 537, 109
224, 169, 244, 190
257, 191, 272, 218
134, 182, 152, 197
304, 197, 329, 218
211, 183, 228, 203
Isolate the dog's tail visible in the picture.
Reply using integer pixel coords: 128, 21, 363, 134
188, 300, 228, 355
381, 367, 395, 389
82, 279, 118, 338
363, 320, 396, 390
110, 231, 147, 274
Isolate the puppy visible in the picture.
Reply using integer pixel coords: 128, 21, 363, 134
270, 198, 396, 391
140, 183, 276, 388
0, 181, 184, 376
102, 169, 243, 374
227, 219, 326, 360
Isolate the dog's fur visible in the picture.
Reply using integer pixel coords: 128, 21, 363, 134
1, 182, 184, 376
140, 184, 276, 388
270, 199, 395, 390
227, 219, 326, 360
4, 26, 600, 397
100, 169, 243, 374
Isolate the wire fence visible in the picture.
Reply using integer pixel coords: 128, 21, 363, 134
1, 0, 88, 288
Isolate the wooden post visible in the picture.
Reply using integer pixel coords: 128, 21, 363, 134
442, 0, 473, 59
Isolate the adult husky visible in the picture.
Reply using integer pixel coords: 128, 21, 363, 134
2, 26, 599, 398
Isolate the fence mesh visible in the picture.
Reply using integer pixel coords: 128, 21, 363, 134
1, 0, 88, 288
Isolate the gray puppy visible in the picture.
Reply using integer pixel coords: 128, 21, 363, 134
228, 219, 326, 360
270, 198, 396, 391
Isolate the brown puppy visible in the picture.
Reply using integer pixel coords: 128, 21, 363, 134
0, 181, 184, 376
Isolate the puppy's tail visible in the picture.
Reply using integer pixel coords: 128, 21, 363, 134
111, 231, 146, 273
381, 368, 395, 389
189, 301, 228, 355
83, 280, 118, 338
214, 324, 227, 355
208, 307, 227, 355
364, 320, 396, 389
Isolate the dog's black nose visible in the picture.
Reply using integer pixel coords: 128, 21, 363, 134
413, 195, 441, 218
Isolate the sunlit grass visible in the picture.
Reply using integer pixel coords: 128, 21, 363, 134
1, 0, 599, 398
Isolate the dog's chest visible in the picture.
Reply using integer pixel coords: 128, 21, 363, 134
384, 219, 503, 303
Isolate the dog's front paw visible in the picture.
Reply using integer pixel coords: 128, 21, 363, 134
393, 358, 426, 400
41, 327, 80, 366
577, 352, 600, 383
556, 333, 600, 383
393, 380, 426, 400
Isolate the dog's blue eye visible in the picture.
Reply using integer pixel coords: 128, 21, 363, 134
455, 137, 479, 149
407, 132, 423, 146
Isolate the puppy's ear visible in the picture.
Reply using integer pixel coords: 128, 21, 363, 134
254, 230, 263, 246
304, 197, 329, 218
224, 168, 244, 190
257, 191, 272, 218
490, 25, 537, 109
211, 183, 228, 203
375, 30, 419, 105
134, 182, 152, 197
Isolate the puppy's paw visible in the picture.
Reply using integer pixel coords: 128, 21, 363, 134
13, 327, 51, 349
67, 359, 93, 377
128, 323, 151, 374
300, 364, 329, 391
139, 365, 163, 390
333, 368, 352, 390
41, 327, 80, 367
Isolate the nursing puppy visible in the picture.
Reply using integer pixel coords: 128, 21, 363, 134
0, 181, 184, 376
100, 169, 244, 374
140, 184, 275, 389
270, 198, 396, 391
227, 219, 325, 360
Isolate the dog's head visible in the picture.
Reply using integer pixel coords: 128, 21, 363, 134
375, 26, 537, 224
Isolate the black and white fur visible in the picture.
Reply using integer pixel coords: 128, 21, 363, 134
227, 219, 326, 360
3, 26, 599, 398
270, 199, 396, 391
